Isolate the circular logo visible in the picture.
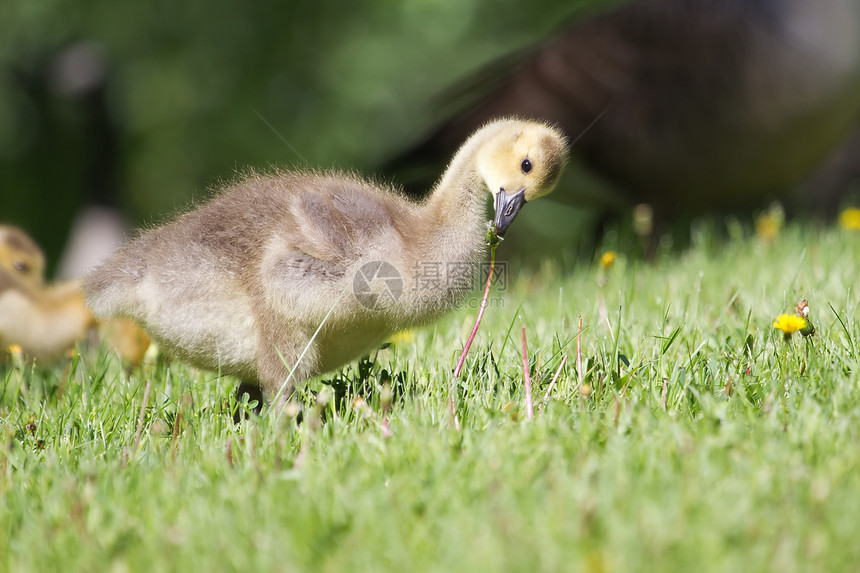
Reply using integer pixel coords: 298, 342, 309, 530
353, 261, 402, 310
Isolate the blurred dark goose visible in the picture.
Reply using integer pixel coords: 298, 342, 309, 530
7, 42, 129, 280
385, 0, 860, 216
84, 119, 568, 401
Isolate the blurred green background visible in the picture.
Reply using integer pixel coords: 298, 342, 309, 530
0, 0, 609, 274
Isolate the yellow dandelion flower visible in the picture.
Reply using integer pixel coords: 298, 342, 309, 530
772, 314, 808, 335
756, 203, 784, 240
7, 344, 23, 356
600, 251, 616, 269
839, 207, 860, 231
389, 330, 416, 345
756, 214, 780, 240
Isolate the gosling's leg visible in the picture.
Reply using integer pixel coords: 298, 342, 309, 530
255, 327, 318, 406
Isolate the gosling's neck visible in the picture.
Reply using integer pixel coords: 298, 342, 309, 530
415, 124, 506, 259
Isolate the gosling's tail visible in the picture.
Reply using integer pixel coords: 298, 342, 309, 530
83, 251, 145, 319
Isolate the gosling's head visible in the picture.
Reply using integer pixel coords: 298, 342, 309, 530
0, 225, 46, 288
476, 119, 569, 236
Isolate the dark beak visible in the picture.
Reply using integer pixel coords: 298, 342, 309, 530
493, 189, 527, 237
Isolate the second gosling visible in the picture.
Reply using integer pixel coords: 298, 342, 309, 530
0, 225, 92, 361
0, 224, 150, 365
85, 119, 568, 400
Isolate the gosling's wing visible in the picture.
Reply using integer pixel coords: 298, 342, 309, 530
258, 174, 406, 320
285, 174, 400, 263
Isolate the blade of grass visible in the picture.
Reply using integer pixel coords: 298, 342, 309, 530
539, 354, 567, 414
522, 327, 533, 420
577, 316, 583, 383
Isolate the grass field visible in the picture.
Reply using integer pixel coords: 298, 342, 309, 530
2, 221, 860, 572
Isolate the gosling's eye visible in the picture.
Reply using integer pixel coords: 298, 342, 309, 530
14, 261, 29, 273
521, 158, 532, 174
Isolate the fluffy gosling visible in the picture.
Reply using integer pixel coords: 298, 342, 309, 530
0, 225, 149, 365
0, 268, 92, 362
0, 225, 91, 361
85, 118, 569, 400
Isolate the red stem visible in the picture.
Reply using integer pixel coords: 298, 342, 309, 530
453, 255, 495, 378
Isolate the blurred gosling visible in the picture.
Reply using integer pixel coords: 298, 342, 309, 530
0, 224, 148, 365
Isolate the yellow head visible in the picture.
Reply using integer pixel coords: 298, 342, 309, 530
0, 225, 46, 288
475, 119, 569, 236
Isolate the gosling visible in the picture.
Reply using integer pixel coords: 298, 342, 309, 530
0, 268, 93, 362
85, 118, 568, 400
0, 225, 148, 365
0, 225, 91, 361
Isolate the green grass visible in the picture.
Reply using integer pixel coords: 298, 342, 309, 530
3, 222, 860, 572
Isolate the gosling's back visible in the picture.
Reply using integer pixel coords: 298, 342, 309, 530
84, 171, 436, 381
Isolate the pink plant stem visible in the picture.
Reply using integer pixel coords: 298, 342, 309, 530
381, 415, 392, 438
522, 327, 534, 419
539, 354, 567, 414
450, 245, 496, 430
577, 316, 583, 383
454, 255, 495, 378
